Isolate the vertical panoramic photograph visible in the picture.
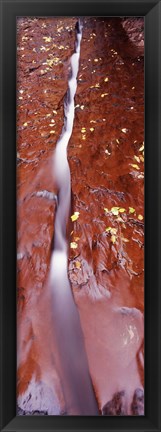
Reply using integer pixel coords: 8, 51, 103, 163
17, 16, 144, 416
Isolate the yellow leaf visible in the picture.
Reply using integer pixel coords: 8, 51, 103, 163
105, 227, 111, 232
130, 164, 140, 170
116, 139, 120, 144
71, 212, 80, 222
90, 120, 96, 123
74, 236, 80, 241
119, 208, 126, 213
139, 143, 144, 152
138, 214, 143, 220
101, 93, 108, 98
23, 122, 28, 127
134, 155, 140, 163
122, 237, 129, 243
111, 235, 116, 244
140, 155, 144, 163
111, 207, 119, 216
121, 128, 128, 133
70, 242, 78, 249
116, 217, 124, 223
82, 134, 86, 140
43, 36, 52, 42
75, 261, 81, 269
90, 83, 100, 89
50, 130, 55, 134
104, 77, 109, 82
94, 58, 99, 62
81, 127, 86, 133
104, 208, 109, 213
110, 228, 117, 235
90, 128, 94, 132
129, 207, 135, 214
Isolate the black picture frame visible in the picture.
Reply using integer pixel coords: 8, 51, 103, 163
0, 0, 161, 431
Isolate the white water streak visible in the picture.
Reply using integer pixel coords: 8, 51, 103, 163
49, 21, 98, 415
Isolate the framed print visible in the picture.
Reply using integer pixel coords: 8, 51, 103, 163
1, 0, 161, 431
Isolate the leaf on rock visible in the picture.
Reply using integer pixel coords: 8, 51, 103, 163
138, 214, 143, 220
129, 207, 135, 214
71, 212, 80, 222
119, 208, 126, 213
111, 235, 116, 244
139, 143, 144, 152
70, 242, 78, 249
105, 227, 111, 232
111, 207, 119, 216
75, 261, 81, 269
130, 164, 140, 170
134, 155, 140, 163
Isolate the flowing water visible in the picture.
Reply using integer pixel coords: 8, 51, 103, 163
48, 19, 98, 415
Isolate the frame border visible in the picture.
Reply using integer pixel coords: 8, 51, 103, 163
1, 0, 161, 431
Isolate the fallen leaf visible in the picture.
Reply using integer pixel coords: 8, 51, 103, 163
140, 155, 144, 163
116, 217, 124, 223
121, 128, 128, 133
23, 122, 28, 127
104, 208, 109, 213
119, 208, 126, 213
81, 127, 86, 133
138, 214, 143, 220
122, 237, 129, 243
43, 36, 52, 42
101, 93, 108, 98
104, 77, 109, 82
130, 164, 140, 170
111, 207, 119, 216
71, 212, 80, 222
70, 242, 78, 249
110, 228, 117, 235
90, 128, 94, 132
75, 261, 81, 269
134, 155, 140, 163
111, 235, 116, 244
139, 143, 144, 152
129, 207, 135, 214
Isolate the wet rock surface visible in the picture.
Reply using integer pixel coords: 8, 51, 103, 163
17, 17, 144, 415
